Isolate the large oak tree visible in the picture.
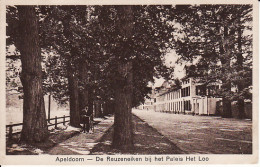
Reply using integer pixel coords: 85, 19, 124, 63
17, 6, 48, 142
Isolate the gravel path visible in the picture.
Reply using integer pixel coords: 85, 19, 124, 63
47, 116, 114, 155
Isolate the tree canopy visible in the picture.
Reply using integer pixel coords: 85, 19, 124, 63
172, 5, 253, 117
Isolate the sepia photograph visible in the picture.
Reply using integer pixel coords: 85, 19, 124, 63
0, 0, 258, 165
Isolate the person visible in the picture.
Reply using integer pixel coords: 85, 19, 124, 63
82, 106, 88, 115
81, 106, 90, 133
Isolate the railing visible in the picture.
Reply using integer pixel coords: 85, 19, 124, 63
6, 115, 70, 140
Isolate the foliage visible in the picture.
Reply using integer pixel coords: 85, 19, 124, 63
172, 5, 253, 101
7, 5, 177, 108
91, 6, 175, 107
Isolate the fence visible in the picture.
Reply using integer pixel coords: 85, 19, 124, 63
6, 115, 70, 140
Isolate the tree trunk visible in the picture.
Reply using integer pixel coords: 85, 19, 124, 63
68, 67, 81, 127
17, 6, 48, 142
79, 62, 89, 116
220, 26, 232, 118
112, 6, 134, 150
94, 100, 103, 118
104, 101, 115, 115
61, 11, 81, 126
94, 101, 100, 117
67, 48, 81, 127
109, 101, 115, 114
79, 91, 87, 115
222, 97, 232, 118
113, 61, 134, 149
103, 102, 109, 116
87, 86, 94, 116
237, 26, 246, 119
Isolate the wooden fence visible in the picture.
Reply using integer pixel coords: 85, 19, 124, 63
6, 115, 70, 140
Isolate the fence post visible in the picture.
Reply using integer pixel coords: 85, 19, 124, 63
9, 125, 13, 140
48, 94, 51, 123
55, 116, 57, 129
63, 115, 65, 125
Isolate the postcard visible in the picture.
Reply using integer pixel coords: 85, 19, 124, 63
0, 0, 258, 165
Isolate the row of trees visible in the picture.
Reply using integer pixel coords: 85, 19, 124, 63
6, 5, 175, 149
6, 5, 253, 149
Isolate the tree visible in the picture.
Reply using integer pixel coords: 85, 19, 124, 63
172, 5, 252, 118
39, 6, 94, 127
112, 6, 134, 149
16, 6, 48, 142
92, 5, 175, 149
230, 6, 253, 118
7, 5, 176, 146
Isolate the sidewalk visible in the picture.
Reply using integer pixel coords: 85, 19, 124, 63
47, 116, 114, 155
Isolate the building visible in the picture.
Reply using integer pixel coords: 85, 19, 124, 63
154, 77, 222, 115
137, 90, 156, 111
141, 98, 155, 111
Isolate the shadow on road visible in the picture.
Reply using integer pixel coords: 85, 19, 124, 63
90, 114, 184, 155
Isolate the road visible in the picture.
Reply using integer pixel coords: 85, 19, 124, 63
132, 109, 252, 154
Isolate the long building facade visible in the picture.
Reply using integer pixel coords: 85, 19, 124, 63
154, 77, 222, 115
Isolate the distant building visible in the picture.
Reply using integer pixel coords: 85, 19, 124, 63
154, 77, 222, 115
141, 98, 155, 111
137, 90, 156, 111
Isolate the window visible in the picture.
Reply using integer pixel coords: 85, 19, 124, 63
184, 100, 191, 111
181, 87, 190, 97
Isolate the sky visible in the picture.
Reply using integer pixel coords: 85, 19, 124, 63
151, 50, 187, 88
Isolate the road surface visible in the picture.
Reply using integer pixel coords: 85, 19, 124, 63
133, 109, 252, 154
